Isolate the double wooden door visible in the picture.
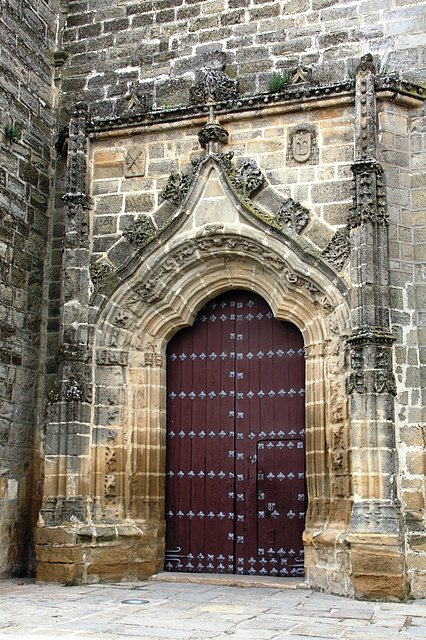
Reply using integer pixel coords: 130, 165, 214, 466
165, 291, 306, 576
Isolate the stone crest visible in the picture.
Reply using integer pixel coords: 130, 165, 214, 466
287, 126, 318, 165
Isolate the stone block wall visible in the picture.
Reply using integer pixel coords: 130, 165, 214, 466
0, 0, 59, 577
58, 0, 425, 120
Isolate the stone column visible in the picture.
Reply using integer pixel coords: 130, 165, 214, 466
37, 104, 93, 582
346, 55, 406, 599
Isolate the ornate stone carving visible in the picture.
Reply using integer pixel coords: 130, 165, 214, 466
347, 345, 366, 394
104, 474, 117, 497
123, 215, 156, 248
275, 198, 310, 234
129, 233, 332, 311
287, 126, 318, 165
198, 122, 229, 148
375, 347, 397, 395
190, 51, 239, 104
96, 350, 129, 366
143, 344, 162, 367
234, 159, 265, 197
161, 171, 192, 205
346, 330, 396, 396
65, 102, 90, 197
349, 159, 388, 228
90, 262, 114, 288
322, 228, 350, 271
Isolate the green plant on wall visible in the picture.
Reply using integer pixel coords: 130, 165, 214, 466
4, 123, 21, 142
268, 71, 289, 93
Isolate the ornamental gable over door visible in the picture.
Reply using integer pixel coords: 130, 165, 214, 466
165, 290, 306, 577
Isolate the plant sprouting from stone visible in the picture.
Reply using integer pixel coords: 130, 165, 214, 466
268, 71, 289, 93
4, 122, 21, 142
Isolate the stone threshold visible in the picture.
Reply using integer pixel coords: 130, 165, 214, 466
150, 572, 307, 590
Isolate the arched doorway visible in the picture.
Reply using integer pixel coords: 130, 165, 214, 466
165, 290, 306, 577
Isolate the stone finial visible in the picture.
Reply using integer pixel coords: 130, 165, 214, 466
356, 53, 376, 74
190, 51, 239, 104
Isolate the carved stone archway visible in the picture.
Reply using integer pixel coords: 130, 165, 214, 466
73, 223, 351, 587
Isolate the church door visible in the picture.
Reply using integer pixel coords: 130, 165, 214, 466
165, 291, 306, 576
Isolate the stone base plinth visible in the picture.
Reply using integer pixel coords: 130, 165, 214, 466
304, 528, 353, 597
36, 521, 165, 584
346, 533, 408, 601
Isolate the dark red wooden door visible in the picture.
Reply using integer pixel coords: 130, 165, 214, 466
165, 291, 306, 576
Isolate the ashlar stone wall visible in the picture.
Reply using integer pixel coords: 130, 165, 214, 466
0, 0, 60, 577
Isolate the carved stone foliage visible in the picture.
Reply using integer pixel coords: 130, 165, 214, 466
274, 198, 310, 234
126, 233, 332, 312
190, 51, 239, 104
322, 228, 350, 271
161, 152, 265, 205
287, 126, 318, 165
349, 160, 388, 228
123, 215, 156, 249
233, 159, 265, 197
161, 171, 192, 205
198, 122, 229, 148
90, 262, 117, 294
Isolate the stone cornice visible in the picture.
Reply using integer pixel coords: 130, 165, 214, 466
84, 78, 424, 136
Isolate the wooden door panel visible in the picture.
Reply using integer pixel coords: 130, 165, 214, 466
166, 291, 305, 576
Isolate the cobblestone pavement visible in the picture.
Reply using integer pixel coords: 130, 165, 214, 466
0, 576, 425, 640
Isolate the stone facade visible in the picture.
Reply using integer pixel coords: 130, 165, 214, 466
0, 0, 425, 600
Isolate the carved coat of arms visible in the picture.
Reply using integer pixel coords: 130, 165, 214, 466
292, 129, 312, 163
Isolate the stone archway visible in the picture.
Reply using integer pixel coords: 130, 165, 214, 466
80, 227, 351, 586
